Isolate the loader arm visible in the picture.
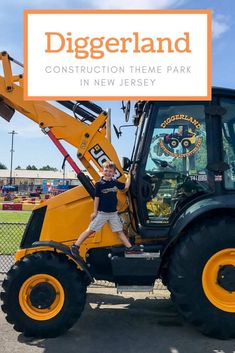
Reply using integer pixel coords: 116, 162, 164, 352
0, 51, 125, 187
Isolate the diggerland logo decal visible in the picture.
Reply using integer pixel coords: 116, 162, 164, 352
159, 114, 203, 158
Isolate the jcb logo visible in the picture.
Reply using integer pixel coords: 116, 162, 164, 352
89, 145, 121, 179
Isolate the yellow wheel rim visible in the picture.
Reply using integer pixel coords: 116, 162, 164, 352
19, 274, 65, 321
202, 249, 235, 312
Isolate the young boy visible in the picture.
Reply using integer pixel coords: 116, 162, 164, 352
70, 161, 140, 257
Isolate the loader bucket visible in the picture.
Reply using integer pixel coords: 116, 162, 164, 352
0, 99, 15, 121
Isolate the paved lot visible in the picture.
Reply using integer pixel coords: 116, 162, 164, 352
1, 278, 235, 353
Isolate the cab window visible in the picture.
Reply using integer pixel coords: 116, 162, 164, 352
143, 103, 211, 223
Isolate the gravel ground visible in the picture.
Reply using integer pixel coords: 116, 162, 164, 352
0, 274, 235, 353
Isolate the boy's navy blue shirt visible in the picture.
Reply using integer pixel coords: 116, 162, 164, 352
95, 178, 125, 212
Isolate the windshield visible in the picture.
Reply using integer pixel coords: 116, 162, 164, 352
142, 103, 212, 223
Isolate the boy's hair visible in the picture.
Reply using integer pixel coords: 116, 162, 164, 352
102, 161, 116, 170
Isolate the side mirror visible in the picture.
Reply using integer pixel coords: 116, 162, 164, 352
121, 101, 131, 122
113, 124, 121, 139
122, 157, 131, 171
113, 124, 135, 139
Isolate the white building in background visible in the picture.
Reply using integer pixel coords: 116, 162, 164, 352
0, 169, 81, 192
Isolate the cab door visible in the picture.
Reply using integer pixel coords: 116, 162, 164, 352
132, 101, 212, 236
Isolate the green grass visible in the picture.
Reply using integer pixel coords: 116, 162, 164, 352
0, 211, 31, 223
0, 211, 31, 254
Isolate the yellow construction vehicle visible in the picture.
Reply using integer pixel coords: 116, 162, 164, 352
1, 51, 235, 339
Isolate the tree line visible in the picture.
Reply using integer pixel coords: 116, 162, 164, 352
0, 163, 58, 171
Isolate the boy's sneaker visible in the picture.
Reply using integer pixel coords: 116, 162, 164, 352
125, 245, 142, 254
70, 244, 80, 257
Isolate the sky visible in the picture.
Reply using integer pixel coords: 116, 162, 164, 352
0, 0, 234, 172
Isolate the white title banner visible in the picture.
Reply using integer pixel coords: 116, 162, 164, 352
24, 10, 211, 100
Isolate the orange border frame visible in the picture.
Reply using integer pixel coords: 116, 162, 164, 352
24, 9, 212, 101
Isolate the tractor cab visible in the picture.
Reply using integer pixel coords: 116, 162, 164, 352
130, 88, 235, 237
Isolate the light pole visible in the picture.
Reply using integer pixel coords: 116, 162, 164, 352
8, 130, 17, 185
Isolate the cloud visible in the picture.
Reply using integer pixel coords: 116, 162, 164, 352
0, 113, 43, 138
212, 14, 230, 39
87, 0, 185, 9
0, 0, 185, 9
16, 126, 44, 139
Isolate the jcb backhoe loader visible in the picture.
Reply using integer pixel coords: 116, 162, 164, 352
1, 52, 235, 339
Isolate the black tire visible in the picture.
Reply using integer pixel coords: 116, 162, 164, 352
167, 217, 235, 339
1, 251, 87, 338
169, 139, 179, 148
181, 139, 191, 148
